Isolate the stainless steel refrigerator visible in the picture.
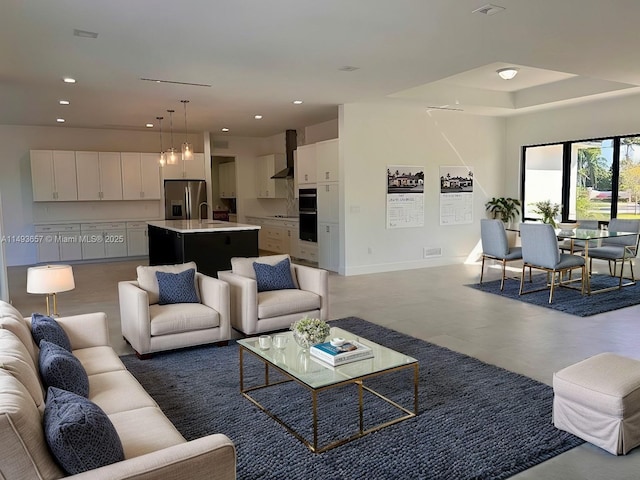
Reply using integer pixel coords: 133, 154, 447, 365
164, 180, 207, 220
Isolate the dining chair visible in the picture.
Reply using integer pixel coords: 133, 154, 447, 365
587, 218, 640, 288
480, 219, 523, 290
519, 223, 586, 303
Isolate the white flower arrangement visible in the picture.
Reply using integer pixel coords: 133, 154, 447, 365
290, 316, 330, 347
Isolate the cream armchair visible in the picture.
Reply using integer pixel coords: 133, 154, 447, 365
119, 262, 231, 358
218, 254, 329, 335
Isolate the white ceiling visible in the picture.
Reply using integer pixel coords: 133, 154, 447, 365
2, 0, 640, 137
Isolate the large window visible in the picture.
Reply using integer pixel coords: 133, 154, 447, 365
522, 135, 640, 223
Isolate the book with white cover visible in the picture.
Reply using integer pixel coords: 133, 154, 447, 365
310, 340, 374, 366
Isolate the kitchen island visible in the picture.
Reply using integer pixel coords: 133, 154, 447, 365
147, 220, 260, 277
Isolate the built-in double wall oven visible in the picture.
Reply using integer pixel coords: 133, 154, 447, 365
299, 188, 317, 242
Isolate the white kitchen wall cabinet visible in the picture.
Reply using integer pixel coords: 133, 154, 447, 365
162, 153, 207, 180
296, 144, 317, 186
34, 224, 82, 263
218, 162, 236, 198
121, 153, 161, 200
318, 222, 339, 272
316, 138, 339, 182
30, 150, 78, 201
256, 154, 286, 198
75, 151, 123, 201
126, 221, 149, 256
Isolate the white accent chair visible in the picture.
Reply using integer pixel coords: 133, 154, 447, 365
218, 254, 329, 335
119, 262, 231, 358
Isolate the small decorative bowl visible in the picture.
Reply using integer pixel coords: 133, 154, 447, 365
558, 222, 579, 231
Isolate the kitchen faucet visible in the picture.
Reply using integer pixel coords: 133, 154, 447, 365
198, 202, 210, 220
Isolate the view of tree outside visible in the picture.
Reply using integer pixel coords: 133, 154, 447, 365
617, 136, 640, 217
570, 139, 613, 221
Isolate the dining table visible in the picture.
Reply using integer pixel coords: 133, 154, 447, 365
555, 227, 638, 295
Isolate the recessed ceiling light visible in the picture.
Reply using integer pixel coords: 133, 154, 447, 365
497, 67, 519, 80
59, 100, 70, 105
292, 100, 303, 105
63, 77, 76, 84
254, 115, 263, 120
145, 123, 154, 128
73, 28, 98, 39
221, 128, 230, 132
56, 118, 65, 123
338, 66, 360, 72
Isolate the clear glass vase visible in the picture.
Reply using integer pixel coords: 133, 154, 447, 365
293, 331, 326, 350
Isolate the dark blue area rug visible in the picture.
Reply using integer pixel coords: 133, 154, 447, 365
467, 273, 640, 316
121, 317, 583, 480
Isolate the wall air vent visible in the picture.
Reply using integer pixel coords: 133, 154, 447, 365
472, 4, 506, 15
213, 140, 229, 149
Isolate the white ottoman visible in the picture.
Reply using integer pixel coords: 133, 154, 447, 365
553, 353, 640, 455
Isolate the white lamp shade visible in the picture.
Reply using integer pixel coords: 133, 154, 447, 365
27, 265, 75, 294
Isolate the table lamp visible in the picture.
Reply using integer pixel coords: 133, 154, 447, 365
26, 264, 75, 316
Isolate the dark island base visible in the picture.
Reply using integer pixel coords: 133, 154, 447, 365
148, 225, 259, 277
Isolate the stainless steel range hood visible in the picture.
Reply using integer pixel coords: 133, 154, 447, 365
271, 129, 297, 179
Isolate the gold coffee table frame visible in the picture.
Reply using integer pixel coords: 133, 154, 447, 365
238, 328, 419, 453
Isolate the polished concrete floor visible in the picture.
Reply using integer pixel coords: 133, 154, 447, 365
8, 258, 640, 479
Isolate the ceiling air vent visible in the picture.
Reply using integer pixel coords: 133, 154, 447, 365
213, 140, 229, 149
472, 4, 505, 15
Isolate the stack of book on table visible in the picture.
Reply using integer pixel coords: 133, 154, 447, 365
310, 340, 374, 366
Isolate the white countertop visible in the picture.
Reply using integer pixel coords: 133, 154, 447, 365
147, 219, 261, 233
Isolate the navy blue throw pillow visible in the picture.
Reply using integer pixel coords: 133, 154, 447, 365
31, 313, 72, 352
156, 268, 199, 305
44, 387, 124, 475
253, 258, 297, 292
39, 340, 89, 398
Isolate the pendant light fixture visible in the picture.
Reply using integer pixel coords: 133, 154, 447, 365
166, 109, 178, 165
181, 100, 193, 161
156, 116, 166, 167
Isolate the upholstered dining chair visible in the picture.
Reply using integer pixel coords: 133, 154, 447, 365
587, 218, 640, 288
519, 223, 586, 303
480, 219, 523, 290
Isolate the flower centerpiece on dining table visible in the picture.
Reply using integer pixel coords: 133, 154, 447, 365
290, 316, 330, 350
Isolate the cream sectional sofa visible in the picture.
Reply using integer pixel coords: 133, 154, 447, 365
0, 300, 236, 480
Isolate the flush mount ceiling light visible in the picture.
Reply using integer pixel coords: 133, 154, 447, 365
292, 100, 303, 105
56, 118, 65, 123
62, 77, 76, 84
221, 127, 230, 132
59, 100, 70, 105
180, 100, 193, 161
254, 115, 263, 120
145, 123, 153, 128
497, 67, 519, 80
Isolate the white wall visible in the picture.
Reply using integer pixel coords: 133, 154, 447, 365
339, 102, 506, 275
505, 92, 640, 199
304, 119, 338, 145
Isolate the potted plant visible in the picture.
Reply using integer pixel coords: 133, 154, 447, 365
290, 316, 330, 350
485, 197, 521, 226
531, 200, 561, 227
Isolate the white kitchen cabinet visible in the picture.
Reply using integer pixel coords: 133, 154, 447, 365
121, 153, 161, 200
316, 138, 339, 183
286, 223, 299, 259
75, 152, 123, 201
318, 222, 339, 272
34, 224, 82, 263
126, 221, 149, 256
80, 222, 127, 259
296, 144, 317, 186
162, 152, 207, 180
256, 154, 286, 198
317, 183, 339, 224
30, 150, 78, 201
218, 162, 236, 198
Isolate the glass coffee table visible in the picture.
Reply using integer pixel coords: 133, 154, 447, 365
237, 327, 418, 453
